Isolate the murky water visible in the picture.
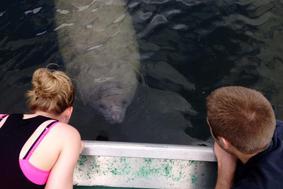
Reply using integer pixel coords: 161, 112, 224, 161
1, 0, 283, 145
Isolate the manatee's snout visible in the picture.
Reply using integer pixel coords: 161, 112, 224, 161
94, 88, 130, 124
109, 110, 124, 124
97, 103, 126, 124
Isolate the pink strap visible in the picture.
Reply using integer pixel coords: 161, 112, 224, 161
24, 120, 58, 160
0, 114, 8, 119
19, 159, 50, 185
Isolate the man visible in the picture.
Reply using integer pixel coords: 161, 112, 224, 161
206, 86, 283, 189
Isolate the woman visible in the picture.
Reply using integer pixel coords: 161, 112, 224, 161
0, 68, 82, 189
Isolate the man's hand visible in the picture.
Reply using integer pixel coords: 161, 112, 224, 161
214, 142, 237, 189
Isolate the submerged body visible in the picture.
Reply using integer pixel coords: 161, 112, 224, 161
55, 0, 140, 123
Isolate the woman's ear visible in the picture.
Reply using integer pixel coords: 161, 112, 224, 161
66, 106, 73, 118
61, 106, 73, 123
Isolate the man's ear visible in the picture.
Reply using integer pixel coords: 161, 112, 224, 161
218, 137, 231, 150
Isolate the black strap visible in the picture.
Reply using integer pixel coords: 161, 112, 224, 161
23, 120, 58, 159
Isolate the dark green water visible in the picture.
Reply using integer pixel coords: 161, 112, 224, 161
1, 0, 283, 145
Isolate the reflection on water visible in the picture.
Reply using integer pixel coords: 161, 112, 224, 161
0, 0, 283, 145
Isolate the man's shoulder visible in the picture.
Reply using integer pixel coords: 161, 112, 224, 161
234, 164, 282, 189
276, 120, 283, 126
233, 120, 283, 189
276, 120, 283, 138
232, 179, 261, 189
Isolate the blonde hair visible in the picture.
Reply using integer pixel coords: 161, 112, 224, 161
26, 68, 74, 115
206, 86, 276, 154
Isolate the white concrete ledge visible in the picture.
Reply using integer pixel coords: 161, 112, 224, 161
82, 141, 216, 162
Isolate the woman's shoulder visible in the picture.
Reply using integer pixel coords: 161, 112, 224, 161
50, 121, 82, 153
52, 122, 81, 141
56, 123, 83, 155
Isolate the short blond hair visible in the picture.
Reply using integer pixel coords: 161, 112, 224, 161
26, 68, 74, 115
206, 86, 276, 154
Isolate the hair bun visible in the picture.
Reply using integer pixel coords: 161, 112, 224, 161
32, 68, 60, 99
26, 67, 74, 114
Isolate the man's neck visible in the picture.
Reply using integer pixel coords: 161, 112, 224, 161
236, 142, 271, 164
237, 153, 256, 164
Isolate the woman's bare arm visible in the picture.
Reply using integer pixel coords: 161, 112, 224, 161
45, 124, 82, 189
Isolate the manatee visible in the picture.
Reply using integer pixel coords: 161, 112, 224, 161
55, 0, 140, 123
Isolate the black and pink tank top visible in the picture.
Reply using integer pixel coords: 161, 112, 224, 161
0, 114, 58, 189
